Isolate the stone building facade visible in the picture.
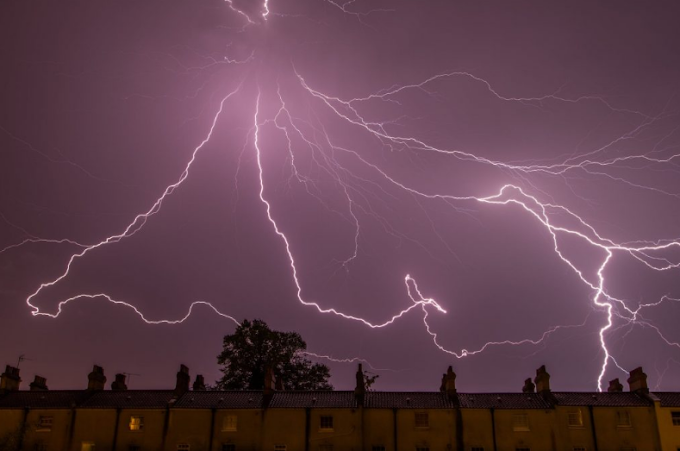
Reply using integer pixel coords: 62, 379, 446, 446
1, 363, 679, 451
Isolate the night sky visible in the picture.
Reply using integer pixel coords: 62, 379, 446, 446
2, 0, 680, 393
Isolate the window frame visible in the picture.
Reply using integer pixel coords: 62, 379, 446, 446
513, 413, 530, 432
222, 414, 238, 432
616, 410, 632, 428
414, 411, 429, 429
319, 415, 334, 432
36, 415, 53, 432
672, 411, 680, 426
568, 409, 584, 428
129, 415, 144, 432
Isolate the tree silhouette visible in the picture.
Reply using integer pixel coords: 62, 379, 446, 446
216, 319, 332, 390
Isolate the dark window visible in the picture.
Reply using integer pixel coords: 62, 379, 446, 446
616, 411, 631, 428
672, 412, 680, 426
320, 416, 333, 431
222, 445, 236, 451
372, 447, 386, 451
415, 412, 429, 428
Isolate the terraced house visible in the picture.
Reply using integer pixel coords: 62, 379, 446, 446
1, 363, 679, 451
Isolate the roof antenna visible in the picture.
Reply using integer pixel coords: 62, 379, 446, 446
17, 354, 34, 368
122, 372, 141, 388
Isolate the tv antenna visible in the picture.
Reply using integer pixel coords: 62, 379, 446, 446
17, 354, 34, 368
122, 372, 142, 388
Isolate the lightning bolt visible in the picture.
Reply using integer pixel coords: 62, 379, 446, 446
5, 0, 680, 392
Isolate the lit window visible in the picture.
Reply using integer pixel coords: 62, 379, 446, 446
129, 416, 144, 431
319, 415, 334, 431
37, 416, 53, 432
415, 412, 429, 428
568, 410, 583, 427
177, 444, 190, 451
274, 446, 287, 451
672, 412, 680, 425
222, 445, 236, 451
222, 415, 238, 432
372, 447, 386, 451
616, 411, 632, 428
513, 413, 530, 431
81, 442, 96, 451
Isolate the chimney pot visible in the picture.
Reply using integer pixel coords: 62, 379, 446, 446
87, 365, 106, 391
192, 374, 206, 391
443, 366, 457, 397
534, 365, 551, 394
0, 365, 21, 393
522, 378, 536, 393
354, 364, 365, 407
111, 374, 128, 391
174, 364, 190, 397
627, 367, 648, 394
264, 366, 275, 396
608, 378, 623, 393
30, 375, 48, 391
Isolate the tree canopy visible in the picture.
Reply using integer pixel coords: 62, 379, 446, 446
215, 319, 332, 391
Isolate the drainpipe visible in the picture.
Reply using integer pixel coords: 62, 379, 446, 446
393, 408, 398, 451
490, 408, 497, 451
161, 405, 171, 451
208, 407, 216, 451
305, 407, 311, 451
67, 408, 77, 451
17, 407, 29, 451
111, 407, 121, 451
588, 405, 599, 451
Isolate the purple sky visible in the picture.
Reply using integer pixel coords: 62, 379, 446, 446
2, 0, 680, 393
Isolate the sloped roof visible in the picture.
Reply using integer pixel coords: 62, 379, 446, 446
457, 393, 552, 409
552, 392, 651, 407
652, 392, 680, 407
0, 390, 92, 409
365, 392, 457, 409
79, 390, 175, 409
174, 391, 263, 409
268, 391, 356, 408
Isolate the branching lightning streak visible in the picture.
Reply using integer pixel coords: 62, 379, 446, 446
6, 0, 680, 391
24, 82, 243, 318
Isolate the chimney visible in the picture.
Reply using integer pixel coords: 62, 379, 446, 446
442, 366, 457, 397
111, 374, 127, 391
87, 365, 106, 391
522, 378, 536, 393
608, 378, 623, 393
192, 375, 206, 391
354, 364, 365, 407
627, 367, 648, 394
0, 365, 21, 393
264, 366, 275, 396
30, 375, 48, 391
174, 364, 190, 397
534, 365, 551, 394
